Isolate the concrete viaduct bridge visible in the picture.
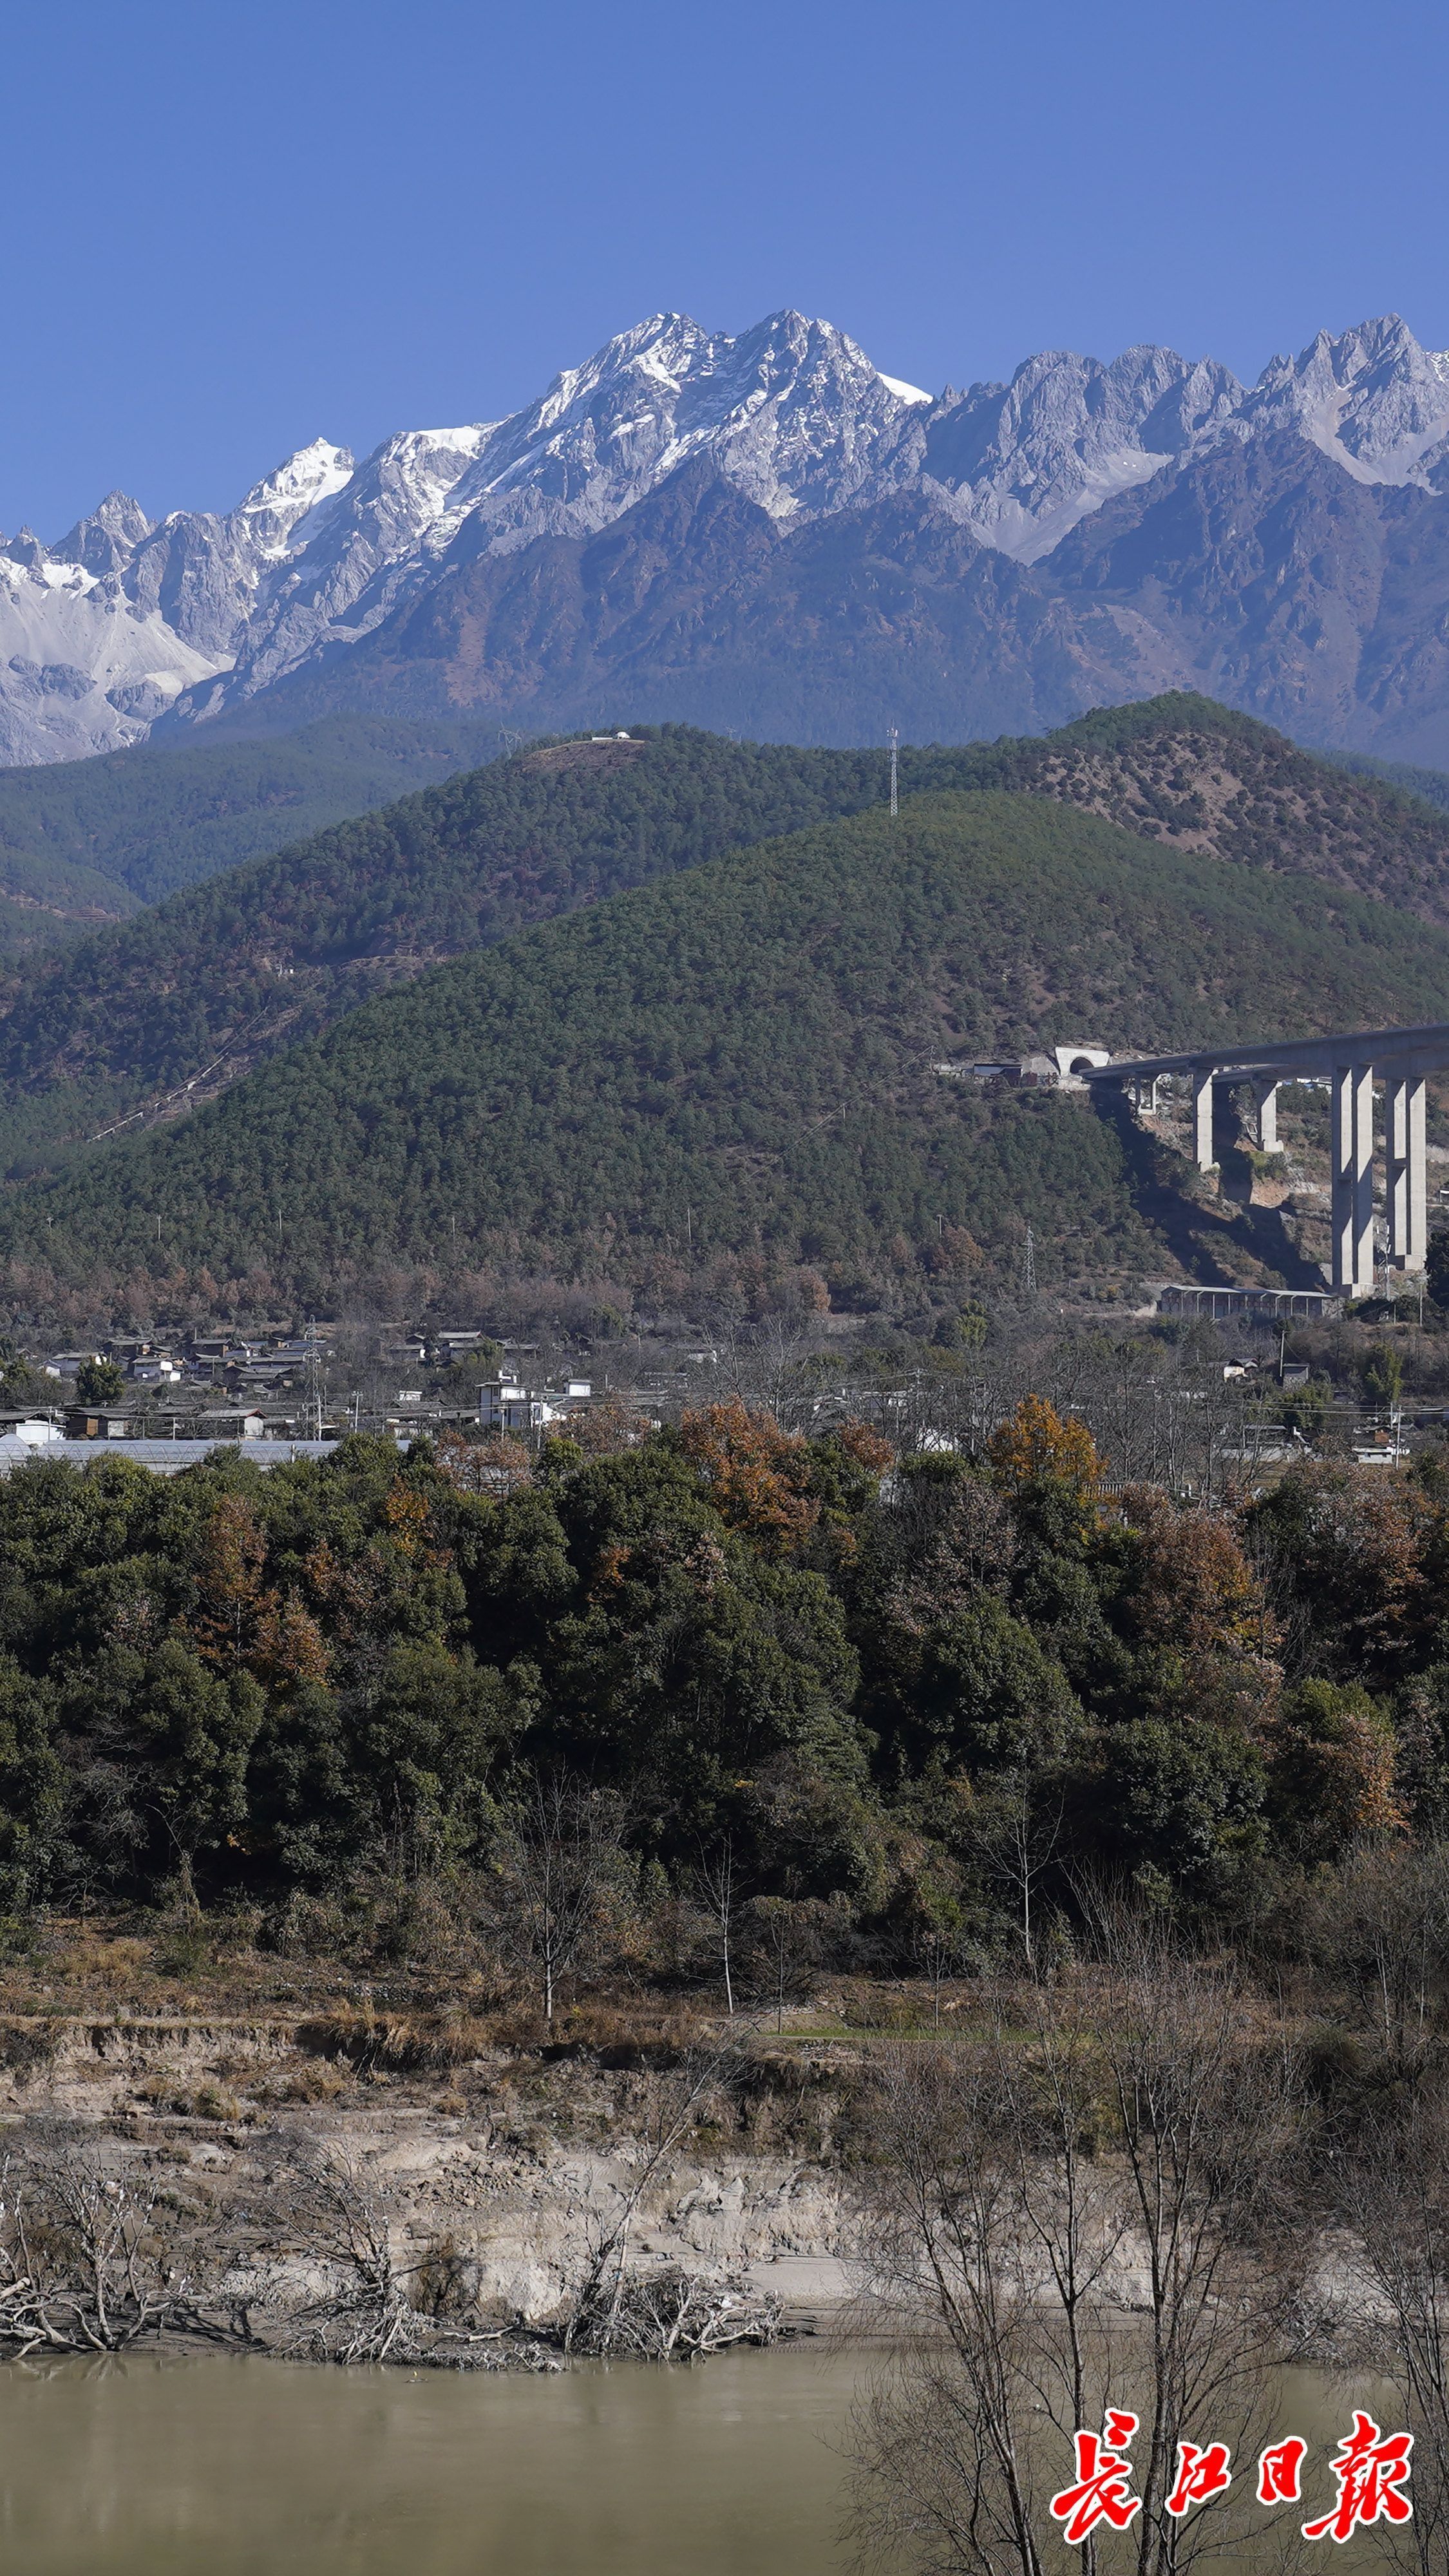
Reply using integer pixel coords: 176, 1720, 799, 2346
1077, 1020, 1449, 1295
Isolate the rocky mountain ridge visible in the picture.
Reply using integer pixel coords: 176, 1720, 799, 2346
13, 307, 1449, 764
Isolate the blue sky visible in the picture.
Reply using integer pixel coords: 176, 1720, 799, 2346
5, 0, 1448, 534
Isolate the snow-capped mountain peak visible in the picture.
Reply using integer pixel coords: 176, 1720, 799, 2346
526, 311, 713, 431
1238, 313, 1449, 486
233, 437, 355, 558
222, 419, 500, 694
14, 303, 1449, 765
399, 305, 930, 574
204, 305, 941, 709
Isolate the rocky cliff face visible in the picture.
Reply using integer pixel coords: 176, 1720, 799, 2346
16, 306, 1449, 765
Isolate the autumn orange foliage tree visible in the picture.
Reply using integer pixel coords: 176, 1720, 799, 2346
435, 1428, 533, 1497
674, 1400, 893, 1560
675, 1399, 820, 1556
189, 1495, 270, 1671
190, 1495, 330, 1688
1265, 1679, 1405, 1861
1118, 1483, 1274, 1662
987, 1393, 1106, 1498
1243, 1459, 1428, 1684
1113, 1482, 1281, 1734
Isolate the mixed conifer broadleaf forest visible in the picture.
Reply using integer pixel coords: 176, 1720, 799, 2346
0, 1390, 1438, 1938
0, 694, 1446, 1297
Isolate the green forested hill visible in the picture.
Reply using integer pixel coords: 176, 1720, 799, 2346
0, 713, 500, 913
12, 788, 1449, 1309
0, 882, 135, 974
3, 694, 1449, 1185
0, 728, 912, 1176
1326, 746, 1449, 817
0, 713, 501, 980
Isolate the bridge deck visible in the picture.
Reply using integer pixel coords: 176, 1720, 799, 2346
1079, 1019, 1449, 1086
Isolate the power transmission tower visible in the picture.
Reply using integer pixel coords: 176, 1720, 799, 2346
1023, 1224, 1037, 1298
888, 724, 899, 819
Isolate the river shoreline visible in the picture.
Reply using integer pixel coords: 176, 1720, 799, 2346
0, 2006, 862, 2354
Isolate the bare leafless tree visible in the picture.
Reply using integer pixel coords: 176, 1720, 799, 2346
913, 1918, 961, 2029
249, 2137, 529, 2365
1298, 1839, 1449, 2059
592, 2262, 780, 2356
489, 1773, 626, 2023
962, 1770, 1065, 1976
0, 2126, 253, 2356
1344, 2081, 1449, 2571
853, 1945, 1308, 2576
266, 2142, 423, 2363
855, 2034, 1062, 2576
743, 1894, 830, 2032
564, 2050, 739, 2353
1089, 1931, 1305, 2574
694, 1835, 739, 2014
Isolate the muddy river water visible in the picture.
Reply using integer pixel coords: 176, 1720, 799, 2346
0, 2344, 858, 2576
0, 2344, 1400, 2573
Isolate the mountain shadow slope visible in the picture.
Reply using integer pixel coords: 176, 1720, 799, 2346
183, 463, 1139, 746
0, 712, 502, 913
178, 429, 1449, 770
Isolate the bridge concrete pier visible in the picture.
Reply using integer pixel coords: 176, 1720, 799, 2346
1388, 1072, 1428, 1273
1331, 1063, 1376, 1295
1086, 1021, 1448, 1301
1253, 1079, 1279, 1152
1192, 1066, 1215, 1170
1191, 1070, 1280, 1165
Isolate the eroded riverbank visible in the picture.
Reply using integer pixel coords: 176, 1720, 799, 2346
0, 2007, 862, 2342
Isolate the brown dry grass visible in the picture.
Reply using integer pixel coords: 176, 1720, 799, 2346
294, 1995, 709, 2073
134, 2072, 244, 2121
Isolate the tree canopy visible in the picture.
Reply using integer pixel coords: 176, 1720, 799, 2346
0, 1406, 1438, 1942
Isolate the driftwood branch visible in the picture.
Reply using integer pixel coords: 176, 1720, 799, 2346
0, 2132, 258, 2357
0, 2117, 784, 2371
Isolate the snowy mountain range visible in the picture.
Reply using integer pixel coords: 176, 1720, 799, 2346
13, 307, 1449, 767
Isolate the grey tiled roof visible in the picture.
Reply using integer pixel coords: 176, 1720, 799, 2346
0, 1437, 339, 1478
